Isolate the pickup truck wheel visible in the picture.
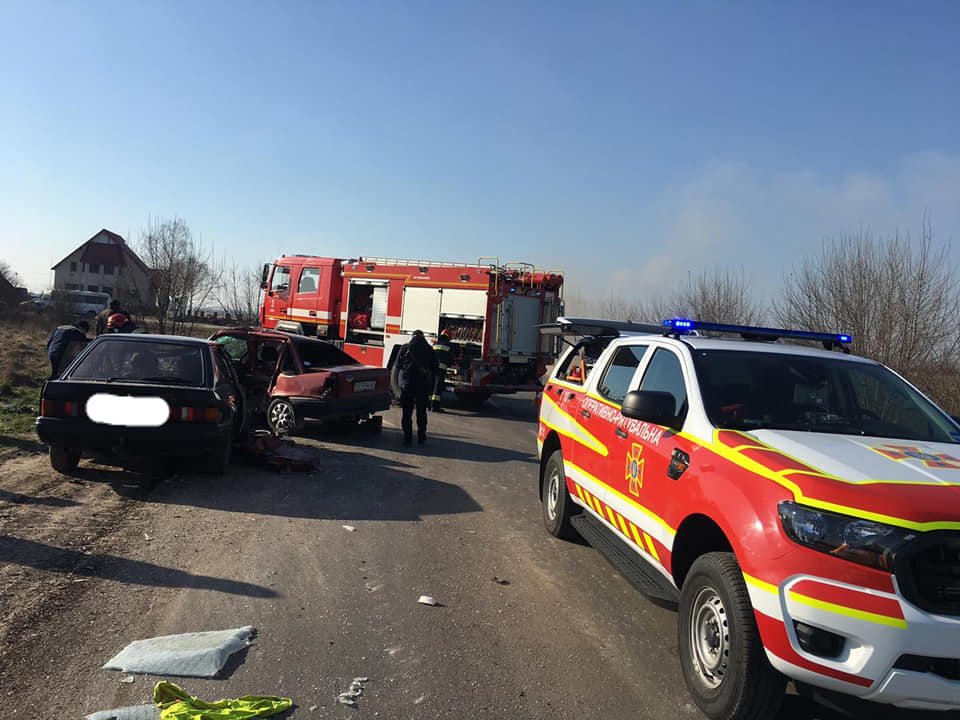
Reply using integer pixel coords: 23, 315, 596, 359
267, 398, 299, 435
49, 444, 80, 474
541, 450, 579, 540
678, 552, 785, 720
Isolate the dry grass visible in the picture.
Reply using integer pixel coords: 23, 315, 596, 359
0, 314, 50, 436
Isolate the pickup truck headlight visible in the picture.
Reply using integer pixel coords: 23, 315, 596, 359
778, 501, 917, 571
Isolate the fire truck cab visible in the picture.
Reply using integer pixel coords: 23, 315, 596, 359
260, 255, 563, 400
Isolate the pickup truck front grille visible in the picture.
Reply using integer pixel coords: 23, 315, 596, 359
894, 532, 960, 617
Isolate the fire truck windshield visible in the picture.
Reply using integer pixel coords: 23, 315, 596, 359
692, 349, 960, 443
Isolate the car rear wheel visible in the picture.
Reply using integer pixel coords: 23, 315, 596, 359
678, 552, 785, 720
267, 398, 300, 435
541, 449, 579, 540
49, 444, 80, 474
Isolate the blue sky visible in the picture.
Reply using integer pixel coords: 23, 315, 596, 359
1, 1, 959, 305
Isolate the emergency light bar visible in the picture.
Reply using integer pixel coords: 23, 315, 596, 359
662, 318, 853, 350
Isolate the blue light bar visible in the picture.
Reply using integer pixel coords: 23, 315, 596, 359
662, 318, 853, 348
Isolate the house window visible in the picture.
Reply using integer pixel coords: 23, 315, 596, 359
102, 286, 113, 296
104, 264, 114, 275
88, 263, 100, 273
70, 262, 77, 272
87, 285, 99, 292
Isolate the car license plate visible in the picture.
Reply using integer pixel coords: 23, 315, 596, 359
353, 380, 376, 392
86, 394, 170, 427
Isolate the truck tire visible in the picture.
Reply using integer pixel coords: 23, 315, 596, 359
267, 398, 300, 435
541, 450, 579, 540
678, 552, 785, 720
49, 444, 80, 474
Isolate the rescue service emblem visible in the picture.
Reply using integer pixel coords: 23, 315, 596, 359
871, 445, 960, 470
625, 443, 644, 496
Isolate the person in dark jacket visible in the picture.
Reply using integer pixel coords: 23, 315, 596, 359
395, 330, 439, 445
95, 299, 130, 336
46, 320, 89, 377
430, 329, 454, 412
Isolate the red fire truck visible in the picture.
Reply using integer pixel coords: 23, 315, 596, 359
259, 256, 564, 402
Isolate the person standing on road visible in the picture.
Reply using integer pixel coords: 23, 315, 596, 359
95, 299, 129, 336
396, 329, 439, 446
430, 328, 454, 412
46, 320, 89, 377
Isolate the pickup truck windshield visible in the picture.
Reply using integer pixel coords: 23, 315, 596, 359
69, 340, 206, 387
692, 349, 960, 444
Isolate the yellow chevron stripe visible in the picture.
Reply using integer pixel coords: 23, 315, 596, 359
643, 532, 661, 562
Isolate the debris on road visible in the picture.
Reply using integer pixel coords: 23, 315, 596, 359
86, 705, 160, 720
103, 626, 254, 678
309, 705, 318, 712
417, 595, 437, 606
154, 680, 293, 717
337, 677, 369, 707
490, 576, 510, 585
246, 432, 321, 473
120, 674, 136, 684
342, 524, 357, 532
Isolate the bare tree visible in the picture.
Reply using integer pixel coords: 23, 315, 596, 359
215, 259, 263, 324
138, 217, 220, 335
661, 267, 764, 325
775, 216, 960, 413
0, 260, 20, 287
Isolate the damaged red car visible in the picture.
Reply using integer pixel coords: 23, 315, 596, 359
210, 327, 391, 435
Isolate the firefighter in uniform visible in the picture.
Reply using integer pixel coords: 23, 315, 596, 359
430, 328, 454, 412
396, 330, 439, 446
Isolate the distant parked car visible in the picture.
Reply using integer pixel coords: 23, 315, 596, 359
210, 327, 391, 435
23, 289, 111, 317
36, 334, 246, 475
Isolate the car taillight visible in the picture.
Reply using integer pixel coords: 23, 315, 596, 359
40, 399, 82, 418
169, 406, 220, 423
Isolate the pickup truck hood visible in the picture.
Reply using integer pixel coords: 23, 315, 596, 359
746, 430, 960, 529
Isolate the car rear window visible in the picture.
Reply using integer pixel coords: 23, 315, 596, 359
69, 340, 206, 387
296, 340, 357, 369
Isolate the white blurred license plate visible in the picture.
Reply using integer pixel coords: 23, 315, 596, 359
353, 380, 376, 392
86, 394, 170, 427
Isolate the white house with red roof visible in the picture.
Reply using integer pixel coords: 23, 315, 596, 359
51, 229, 155, 309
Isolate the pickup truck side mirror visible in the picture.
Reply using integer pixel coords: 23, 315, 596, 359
621, 390, 678, 429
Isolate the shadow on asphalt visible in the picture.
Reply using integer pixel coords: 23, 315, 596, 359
119, 443, 484, 523
322, 427, 537, 464
0, 487, 80, 507
0, 535, 278, 598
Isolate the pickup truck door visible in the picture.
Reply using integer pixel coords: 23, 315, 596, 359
604, 346, 690, 571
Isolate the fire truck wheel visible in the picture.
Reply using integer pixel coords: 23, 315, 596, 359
541, 450, 579, 540
267, 398, 301, 436
678, 552, 785, 720
50, 444, 81, 474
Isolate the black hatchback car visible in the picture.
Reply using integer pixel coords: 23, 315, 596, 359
36, 334, 245, 475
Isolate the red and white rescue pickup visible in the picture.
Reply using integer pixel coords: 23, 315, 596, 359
259, 256, 563, 403
538, 317, 960, 720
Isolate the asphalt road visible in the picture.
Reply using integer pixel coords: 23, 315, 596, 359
0, 398, 937, 719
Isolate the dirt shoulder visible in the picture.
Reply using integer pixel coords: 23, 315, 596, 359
0, 440, 156, 696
